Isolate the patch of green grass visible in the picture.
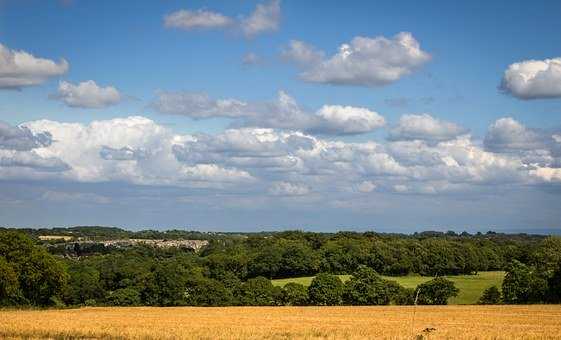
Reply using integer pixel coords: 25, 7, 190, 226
271, 271, 504, 305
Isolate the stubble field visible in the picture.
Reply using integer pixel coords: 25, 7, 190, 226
1, 305, 561, 339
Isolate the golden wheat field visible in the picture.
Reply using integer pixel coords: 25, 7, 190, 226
1, 305, 561, 339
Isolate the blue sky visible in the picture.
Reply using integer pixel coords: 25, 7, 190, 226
1, 0, 561, 232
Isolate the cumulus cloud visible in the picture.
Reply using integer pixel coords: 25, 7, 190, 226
0, 115, 557, 208
500, 58, 561, 99
0, 121, 52, 151
16, 116, 254, 187
313, 105, 385, 135
164, 0, 280, 38
0, 151, 70, 172
164, 9, 234, 30
484, 117, 561, 169
484, 117, 544, 152
52, 80, 121, 108
0, 43, 68, 89
152, 91, 385, 135
388, 114, 468, 142
284, 32, 430, 87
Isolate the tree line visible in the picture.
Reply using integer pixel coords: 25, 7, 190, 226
1, 228, 560, 307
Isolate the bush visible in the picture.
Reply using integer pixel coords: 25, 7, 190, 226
307, 273, 343, 306
478, 286, 501, 304
415, 277, 459, 305
281, 283, 308, 306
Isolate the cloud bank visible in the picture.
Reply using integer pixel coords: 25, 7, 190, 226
0, 116, 556, 198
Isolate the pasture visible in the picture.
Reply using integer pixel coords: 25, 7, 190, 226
271, 271, 505, 304
1, 305, 560, 339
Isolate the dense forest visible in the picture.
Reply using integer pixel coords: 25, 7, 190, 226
1, 227, 560, 307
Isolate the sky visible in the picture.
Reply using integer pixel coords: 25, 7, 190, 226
1, 0, 561, 232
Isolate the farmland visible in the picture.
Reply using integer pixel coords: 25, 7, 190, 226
1, 305, 561, 339
272, 271, 505, 304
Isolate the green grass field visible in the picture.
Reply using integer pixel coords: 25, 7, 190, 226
271, 271, 504, 304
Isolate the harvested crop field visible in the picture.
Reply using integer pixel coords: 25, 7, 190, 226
1, 305, 561, 339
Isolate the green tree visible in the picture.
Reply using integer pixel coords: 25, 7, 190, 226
502, 260, 543, 304
64, 263, 104, 305
145, 260, 191, 306
238, 276, 276, 306
0, 231, 68, 306
185, 277, 234, 306
106, 287, 141, 306
415, 277, 459, 305
0, 257, 20, 305
343, 266, 392, 305
281, 282, 308, 306
478, 286, 501, 304
546, 262, 561, 303
307, 273, 343, 306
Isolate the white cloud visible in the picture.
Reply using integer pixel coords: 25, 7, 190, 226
388, 114, 467, 142
0, 115, 555, 205
164, 9, 234, 30
530, 167, 561, 183
152, 90, 385, 135
281, 40, 324, 65
484, 117, 561, 169
164, 1, 280, 38
0, 150, 69, 172
484, 117, 544, 152
20, 116, 253, 187
289, 32, 430, 87
500, 58, 561, 99
242, 52, 261, 66
151, 91, 248, 119
0, 43, 68, 89
53, 80, 121, 108
99, 146, 147, 161
41, 191, 112, 204
357, 181, 376, 193
314, 105, 385, 135
240, 0, 281, 37
0, 121, 52, 150
269, 181, 310, 196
